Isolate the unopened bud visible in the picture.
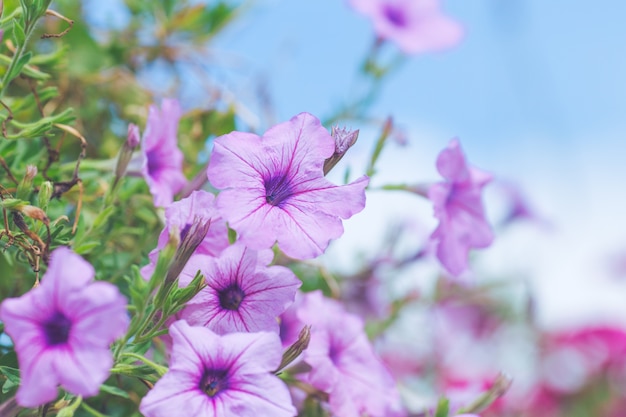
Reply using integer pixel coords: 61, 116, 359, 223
165, 217, 211, 287
38, 181, 53, 210
113, 124, 141, 190
324, 127, 359, 175
127, 123, 140, 148
16, 165, 37, 200
275, 325, 311, 373
21, 205, 49, 225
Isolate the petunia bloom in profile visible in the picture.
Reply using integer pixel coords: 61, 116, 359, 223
0, 247, 129, 407
428, 139, 494, 276
296, 291, 406, 417
179, 242, 301, 334
348, 0, 463, 54
140, 190, 229, 280
207, 112, 368, 260
141, 98, 187, 207
139, 320, 296, 417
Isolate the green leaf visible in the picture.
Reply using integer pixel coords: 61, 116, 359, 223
0, 53, 50, 80
6, 108, 75, 139
73, 241, 101, 255
7, 50, 32, 82
99, 384, 130, 399
0, 366, 20, 394
227, 226, 237, 244
12, 18, 25, 45
92, 206, 116, 230
434, 397, 450, 417
126, 339, 152, 356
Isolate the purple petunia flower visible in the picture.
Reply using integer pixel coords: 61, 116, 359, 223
295, 291, 406, 417
141, 98, 187, 207
0, 247, 129, 407
179, 242, 301, 334
428, 139, 494, 276
348, 0, 463, 54
139, 320, 296, 417
207, 112, 368, 260
140, 190, 229, 280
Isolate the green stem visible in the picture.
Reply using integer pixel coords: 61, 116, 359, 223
120, 352, 167, 376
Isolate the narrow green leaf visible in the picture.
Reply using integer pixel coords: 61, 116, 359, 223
73, 241, 101, 255
12, 19, 25, 45
99, 384, 130, 399
7, 51, 32, 82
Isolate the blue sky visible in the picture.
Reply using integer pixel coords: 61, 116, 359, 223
210, 0, 626, 327
87, 0, 626, 327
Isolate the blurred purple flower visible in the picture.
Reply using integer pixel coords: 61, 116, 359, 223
179, 242, 301, 334
139, 320, 296, 417
207, 112, 368, 260
348, 0, 463, 54
141, 98, 187, 207
296, 291, 405, 417
0, 247, 128, 407
428, 139, 494, 276
140, 190, 229, 280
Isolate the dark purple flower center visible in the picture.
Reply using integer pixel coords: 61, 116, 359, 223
199, 369, 228, 397
327, 334, 342, 365
218, 284, 245, 311
264, 174, 293, 207
179, 222, 192, 242
146, 149, 161, 177
43, 311, 72, 346
383, 4, 408, 27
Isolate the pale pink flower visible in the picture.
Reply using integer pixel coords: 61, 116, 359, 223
207, 112, 368, 260
348, 0, 463, 54
141, 98, 187, 207
0, 248, 129, 407
429, 139, 493, 276
139, 320, 296, 417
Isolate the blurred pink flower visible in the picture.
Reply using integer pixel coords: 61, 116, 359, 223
139, 321, 296, 417
296, 291, 405, 417
429, 139, 493, 276
141, 98, 187, 207
0, 248, 128, 407
207, 112, 368, 260
348, 0, 463, 54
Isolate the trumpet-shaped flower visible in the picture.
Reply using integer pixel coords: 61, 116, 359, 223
207, 112, 368, 260
180, 242, 301, 334
0, 247, 129, 407
428, 139, 494, 276
139, 320, 296, 417
141, 98, 187, 207
348, 0, 463, 54
140, 190, 229, 280
295, 291, 405, 417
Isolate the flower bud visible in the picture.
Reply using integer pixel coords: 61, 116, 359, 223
113, 123, 141, 190
20, 205, 49, 225
165, 217, 211, 287
126, 123, 140, 148
16, 165, 37, 200
324, 127, 359, 175
38, 181, 53, 210
275, 325, 311, 373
